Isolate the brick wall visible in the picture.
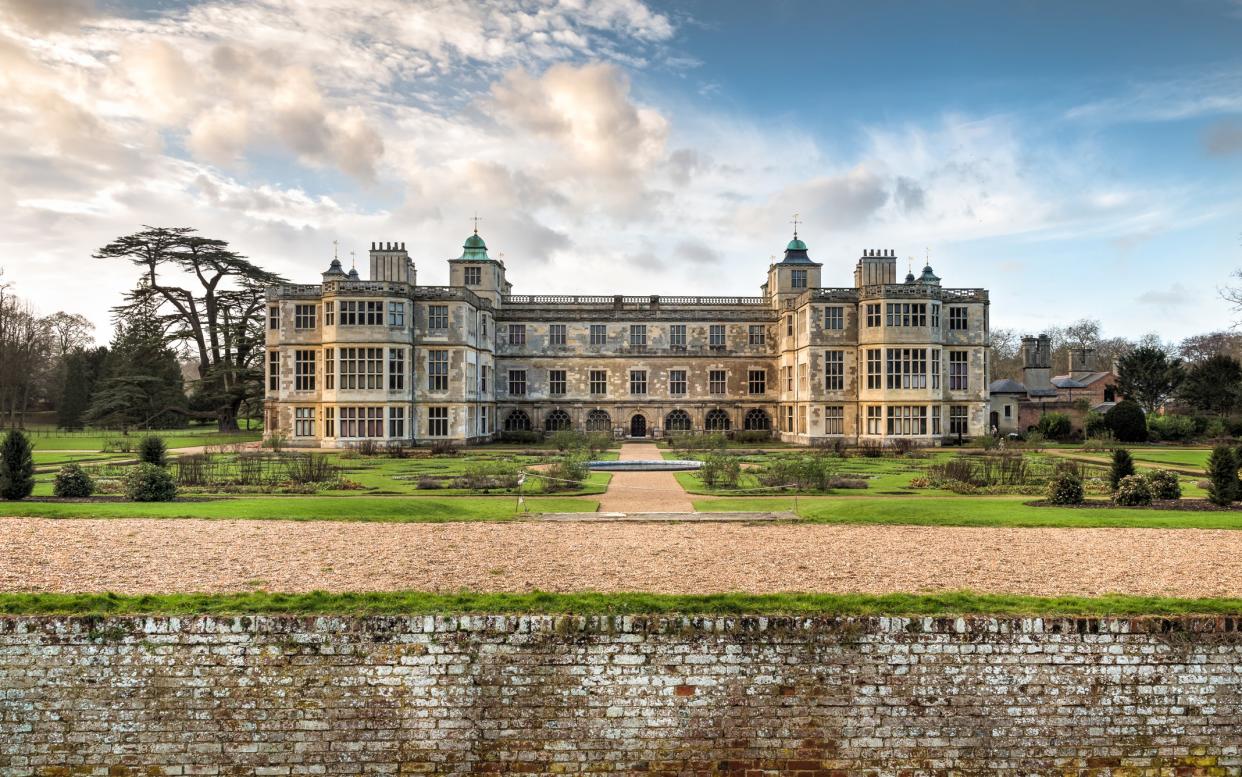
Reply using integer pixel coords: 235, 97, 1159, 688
3, 615, 1242, 774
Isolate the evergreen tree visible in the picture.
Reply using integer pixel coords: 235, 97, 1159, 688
0, 429, 35, 500
1181, 355, 1242, 417
1109, 448, 1135, 493
86, 300, 186, 432
1115, 346, 1183, 414
57, 346, 109, 429
1206, 445, 1238, 507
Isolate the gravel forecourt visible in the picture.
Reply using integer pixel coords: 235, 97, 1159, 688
2, 517, 1239, 598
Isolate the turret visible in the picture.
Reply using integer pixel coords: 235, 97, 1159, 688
1022, 334, 1053, 392
853, 249, 897, 288
766, 230, 822, 304
448, 226, 507, 306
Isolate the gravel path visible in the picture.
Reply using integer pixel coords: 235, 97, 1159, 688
596, 442, 695, 513
3, 517, 1240, 597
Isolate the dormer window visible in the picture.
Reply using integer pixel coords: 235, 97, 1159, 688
464, 266, 481, 285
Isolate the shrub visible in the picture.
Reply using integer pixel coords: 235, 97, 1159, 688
889, 437, 916, 457
1109, 449, 1135, 493
1113, 474, 1152, 506
1046, 470, 1084, 505
53, 463, 95, 498
355, 439, 380, 457
858, 439, 884, 458
285, 454, 337, 484
731, 430, 772, 444
263, 433, 287, 453
1146, 413, 1199, 443
124, 463, 178, 502
699, 452, 741, 488
1036, 412, 1072, 441
499, 430, 542, 444
1084, 411, 1110, 439
0, 429, 35, 501
1205, 445, 1238, 507
1145, 469, 1182, 500
429, 440, 458, 457
416, 476, 442, 490
550, 430, 585, 452
456, 461, 523, 491
137, 435, 168, 466
1105, 400, 1147, 443
543, 455, 589, 492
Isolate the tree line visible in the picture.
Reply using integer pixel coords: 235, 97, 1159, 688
1, 226, 283, 433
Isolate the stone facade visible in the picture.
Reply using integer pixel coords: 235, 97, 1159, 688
4, 615, 1242, 774
265, 232, 990, 446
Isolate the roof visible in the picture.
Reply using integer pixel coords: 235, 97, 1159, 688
989, 378, 1027, 394
1052, 371, 1112, 387
457, 231, 492, 262
1027, 388, 1060, 398
775, 234, 819, 266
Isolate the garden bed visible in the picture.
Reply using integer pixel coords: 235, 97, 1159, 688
1026, 498, 1242, 512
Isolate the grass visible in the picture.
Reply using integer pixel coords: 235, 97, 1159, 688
0, 495, 595, 522
692, 495, 1242, 529
18, 426, 261, 451
2, 590, 1240, 616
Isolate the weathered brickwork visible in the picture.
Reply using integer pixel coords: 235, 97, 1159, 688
3, 616, 1242, 775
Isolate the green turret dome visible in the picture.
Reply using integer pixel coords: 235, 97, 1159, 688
786, 237, 807, 252
464, 233, 486, 249
459, 230, 491, 261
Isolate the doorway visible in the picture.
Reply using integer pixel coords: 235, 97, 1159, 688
629, 414, 647, 437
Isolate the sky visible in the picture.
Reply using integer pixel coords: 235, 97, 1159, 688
1, 0, 1240, 345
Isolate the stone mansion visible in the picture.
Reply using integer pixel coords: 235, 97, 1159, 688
263, 229, 990, 446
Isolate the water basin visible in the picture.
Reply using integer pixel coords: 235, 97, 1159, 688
588, 459, 703, 471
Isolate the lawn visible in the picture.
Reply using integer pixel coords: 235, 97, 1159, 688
0, 495, 595, 522
19, 425, 261, 451
3, 590, 1241, 617
693, 494, 1242, 529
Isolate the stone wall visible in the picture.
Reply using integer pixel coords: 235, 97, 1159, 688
3, 615, 1241, 775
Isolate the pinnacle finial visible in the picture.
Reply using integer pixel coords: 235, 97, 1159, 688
790, 212, 801, 240
471, 213, 482, 235
350, 250, 356, 270
333, 239, 338, 261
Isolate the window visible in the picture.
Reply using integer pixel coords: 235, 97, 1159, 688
705, 409, 731, 431
931, 303, 940, 329
504, 410, 531, 432
748, 325, 765, 346
866, 304, 881, 327
791, 269, 807, 288
339, 407, 384, 438
931, 349, 941, 390
339, 347, 383, 390
268, 306, 279, 330
669, 369, 687, 396
544, 409, 571, 432
589, 370, 607, 395
294, 350, 316, 391
590, 324, 607, 346
268, 351, 279, 391
886, 406, 928, 436
629, 324, 647, 347
786, 315, 794, 337
428, 305, 448, 331
1004, 405, 1012, 418
325, 348, 334, 390
784, 365, 793, 392
338, 300, 384, 326
709, 370, 726, 395
388, 349, 405, 391
932, 405, 941, 436
549, 324, 566, 346
823, 306, 844, 330
629, 370, 647, 395
508, 369, 527, 396
388, 302, 405, 327
949, 306, 968, 330
665, 409, 691, 432
427, 350, 448, 391
885, 303, 927, 327
324, 407, 335, 437
784, 406, 794, 433
825, 406, 844, 435
295, 408, 315, 437
886, 348, 928, 390
324, 302, 334, 326
479, 406, 489, 435
747, 369, 766, 395
670, 324, 687, 348
480, 315, 488, 338
709, 325, 726, 349
744, 408, 771, 431
950, 351, 968, 391
799, 362, 809, 391
585, 409, 611, 432
480, 364, 489, 394
825, 351, 844, 390
950, 405, 969, 435
294, 304, 316, 329
388, 407, 405, 438
506, 324, 526, 346
464, 266, 481, 285
427, 407, 449, 437
549, 369, 566, 396
866, 406, 882, 435
866, 349, 882, 390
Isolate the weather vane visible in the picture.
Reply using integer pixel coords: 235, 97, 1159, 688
790, 213, 801, 239
332, 239, 338, 261
350, 250, 356, 269
471, 213, 482, 234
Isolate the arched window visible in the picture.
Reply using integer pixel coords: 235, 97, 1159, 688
664, 409, 692, 432
743, 408, 771, 431
503, 410, 532, 432
544, 408, 572, 432
704, 409, 731, 431
585, 409, 611, 432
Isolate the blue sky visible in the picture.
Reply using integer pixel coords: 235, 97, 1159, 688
0, 0, 1239, 343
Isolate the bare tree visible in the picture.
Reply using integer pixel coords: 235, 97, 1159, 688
0, 271, 54, 426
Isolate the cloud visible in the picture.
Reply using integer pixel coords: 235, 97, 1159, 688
1205, 119, 1242, 156
1137, 283, 1195, 309
674, 238, 719, 265
1065, 71, 1242, 123
0, 0, 94, 32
